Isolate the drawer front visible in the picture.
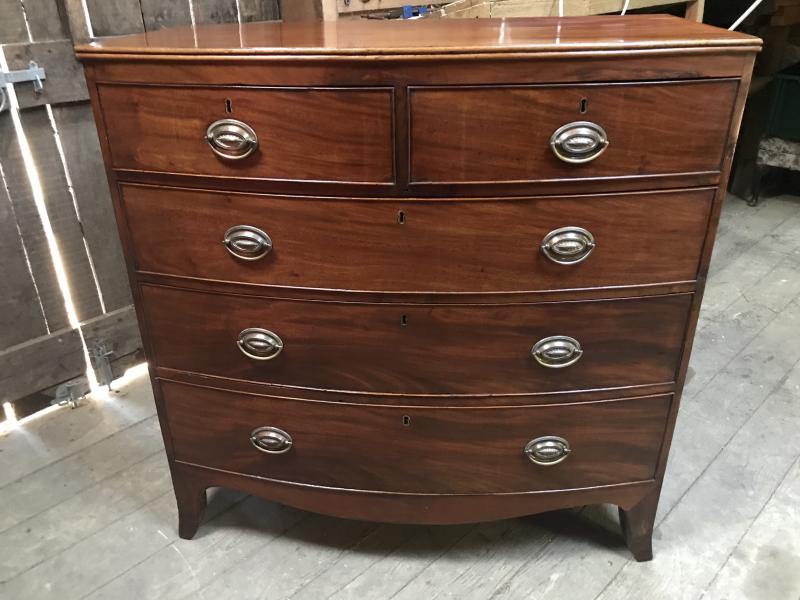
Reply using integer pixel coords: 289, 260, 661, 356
410, 80, 738, 184
124, 185, 713, 292
97, 84, 394, 183
162, 380, 670, 494
142, 285, 691, 394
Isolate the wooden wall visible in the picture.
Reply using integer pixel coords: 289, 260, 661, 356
0, 0, 280, 421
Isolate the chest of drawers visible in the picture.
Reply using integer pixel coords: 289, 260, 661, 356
77, 15, 759, 561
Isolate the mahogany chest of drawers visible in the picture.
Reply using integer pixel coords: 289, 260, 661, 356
77, 15, 760, 561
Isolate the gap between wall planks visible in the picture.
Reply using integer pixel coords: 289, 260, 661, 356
0, 0, 278, 420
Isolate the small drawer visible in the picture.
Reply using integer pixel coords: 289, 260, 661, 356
162, 380, 671, 494
409, 80, 738, 185
123, 185, 713, 293
97, 84, 394, 183
142, 285, 691, 395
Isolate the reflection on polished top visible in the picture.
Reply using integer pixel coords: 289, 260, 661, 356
76, 15, 760, 57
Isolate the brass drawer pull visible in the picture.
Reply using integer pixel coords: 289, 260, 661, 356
541, 226, 595, 264
525, 436, 571, 466
531, 335, 583, 368
250, 426, 293, 454
237, 328, 284, 360
223, 225, 272, 260
205, 118, 258, 160
550, 121, 609, 164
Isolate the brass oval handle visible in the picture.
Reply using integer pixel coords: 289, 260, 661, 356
250, 426, 293, 454
531, 335, 583, 368
541, 226, 595, 265
223, 225, 272, 261
237, 328, 283, 361
205, 119, 258, 160
550, 121, 609, 164
525, 436, 571, 466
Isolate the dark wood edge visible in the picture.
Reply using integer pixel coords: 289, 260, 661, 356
134, 271, 697, 303
171, 460, 657, 525
156, 374, 675, 408
112, 167, 720, 197
75, 46, 761, 62
154, 367, 676, 405
137, 278, 695, 306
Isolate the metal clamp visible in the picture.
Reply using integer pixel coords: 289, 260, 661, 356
0, 61, 46, 94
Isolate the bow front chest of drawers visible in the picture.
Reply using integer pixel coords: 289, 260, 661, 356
77, 16, 759, 561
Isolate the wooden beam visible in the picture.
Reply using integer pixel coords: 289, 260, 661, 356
0, 327, 84, 405
281, 0, 337, 20
61, 0, 92, 43
684, 0, 705, 22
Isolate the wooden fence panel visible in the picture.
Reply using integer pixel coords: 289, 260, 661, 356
139, 0, 193, 31
0, 115, 72, 333
193, 0, 239, 24
84, 0, 145, 36
240, 0, 281, 21
19, 0, 70, 39
0, 158, 49, 348
51, 103, 133, 312
0, 0, 29, 43
18, 108, 104, 321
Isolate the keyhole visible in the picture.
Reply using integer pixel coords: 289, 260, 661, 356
397, 210, 406, 225
225, 98, 233, 113
579, 98, 588, 114
402, 415, 412, 426
400, 314, 408, 326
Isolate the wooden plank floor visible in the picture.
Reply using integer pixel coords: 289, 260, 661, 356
1, 194, 799, 600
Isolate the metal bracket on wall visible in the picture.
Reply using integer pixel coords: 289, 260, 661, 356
91, 342, 116, 389
52, 381, 86, 409
0, 60, 46, 111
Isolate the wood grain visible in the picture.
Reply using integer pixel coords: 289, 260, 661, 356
122, 185, 713, 293
410, 80, 738, 184
141, 285, 692, 395
97, 84, 394, 183
162, 379, 671, 494
75, 15, 760, 56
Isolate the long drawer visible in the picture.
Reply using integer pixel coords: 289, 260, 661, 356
142, 285, 692, 394
410, 80, 738, 184
97, 84, 395, 183
162, 380, 671, 494
123, 185, 713, 293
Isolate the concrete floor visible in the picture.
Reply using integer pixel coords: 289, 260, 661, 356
1, 193, 799, 600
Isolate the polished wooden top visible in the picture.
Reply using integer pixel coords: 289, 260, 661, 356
76, 15, 760, 58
